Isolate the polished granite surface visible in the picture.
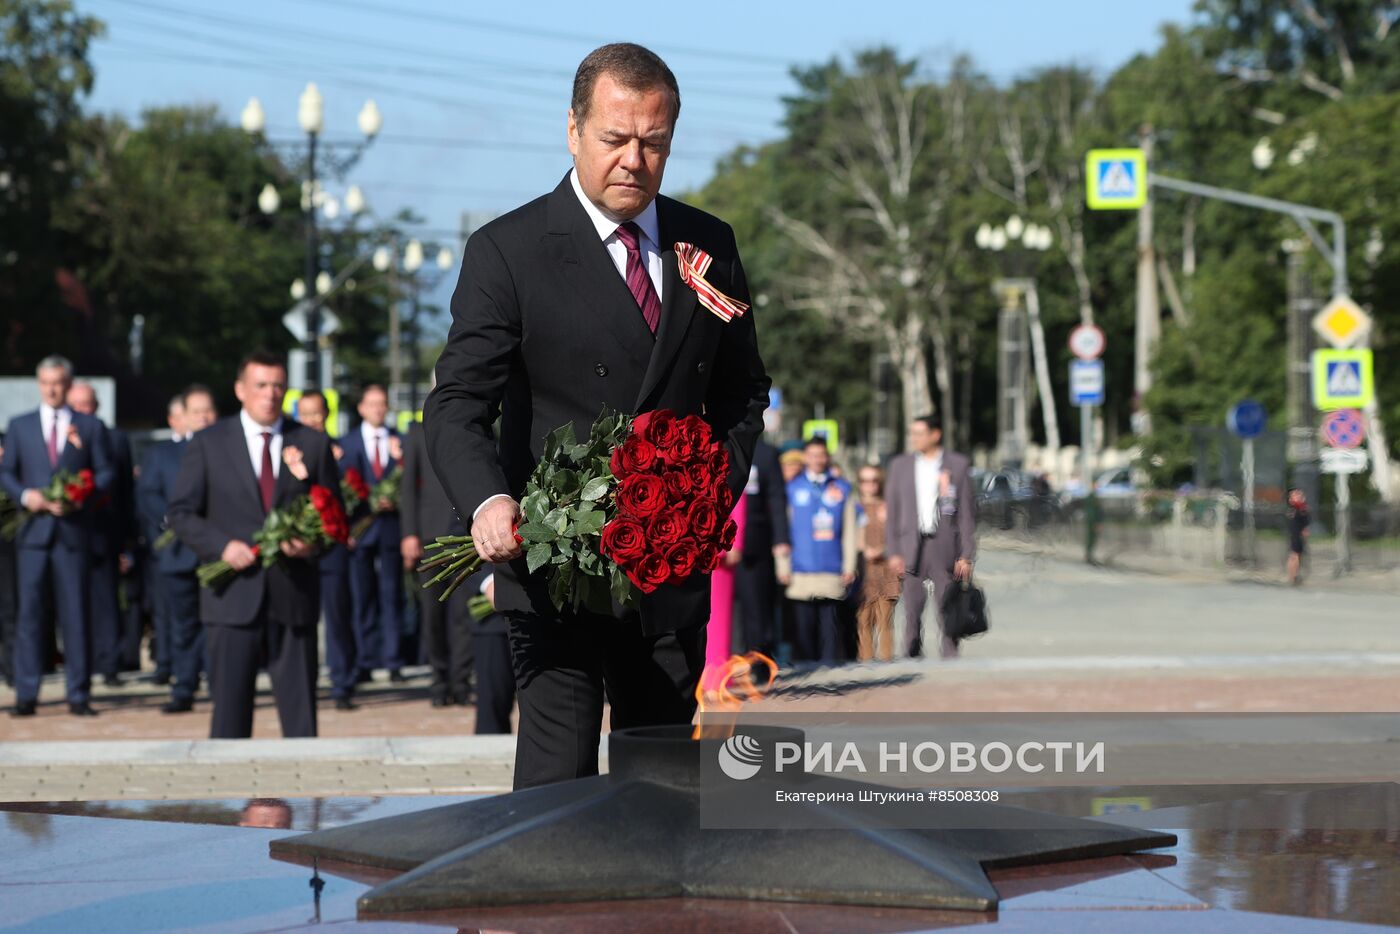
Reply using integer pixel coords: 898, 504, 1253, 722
1, 784, 1397, 932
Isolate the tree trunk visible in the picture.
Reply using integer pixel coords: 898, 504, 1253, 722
930, 304, 955, 447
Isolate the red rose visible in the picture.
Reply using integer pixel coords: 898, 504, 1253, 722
632, 409, 679, 450
345, 468, 369, 500
648, 510, 687, 546
710, 478, 734, 514
610, 435, 659, 479
664, 471, 693, 500
626, 553, 672, 594
309, 485, 333, 510
677, 414, 711, 452
666, 540, 699, 579
78, 469, 94, 485
687, 499, 720, 541
709, 447, 730, 477
719, 518, 738, 551
698, 544, 722, 573
600, 516, 647, 565
686, 459, 716, 491
616, 473, 667, 520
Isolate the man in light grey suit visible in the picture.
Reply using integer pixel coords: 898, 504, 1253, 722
884, 415, 976, 659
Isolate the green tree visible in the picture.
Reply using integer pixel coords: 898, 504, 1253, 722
0, 0, 102, 369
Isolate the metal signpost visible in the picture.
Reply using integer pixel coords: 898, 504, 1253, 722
1227, 400, 1267, 565
1319, 409, 1368, 575
1068, 324, 1106, 491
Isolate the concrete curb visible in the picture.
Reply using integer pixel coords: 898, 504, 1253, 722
0, 734, 529, 768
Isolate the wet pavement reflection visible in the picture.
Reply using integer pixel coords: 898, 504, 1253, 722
1, 783, 1396, 932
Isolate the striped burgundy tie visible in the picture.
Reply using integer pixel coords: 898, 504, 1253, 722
614, 222, 661, 334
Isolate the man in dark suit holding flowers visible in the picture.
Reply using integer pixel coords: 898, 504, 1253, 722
426, 42, 770, 789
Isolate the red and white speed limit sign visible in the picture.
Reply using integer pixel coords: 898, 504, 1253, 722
1069, 324, 1106, 361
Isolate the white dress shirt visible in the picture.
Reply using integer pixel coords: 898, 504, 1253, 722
39, 404, 73, 456
914, 451, 943, 536
360, 422, 391, 475
569, 167, 664, 301
240, 409, 283, 482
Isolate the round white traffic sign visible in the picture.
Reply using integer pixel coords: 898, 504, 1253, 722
1069, 324, 1106, 360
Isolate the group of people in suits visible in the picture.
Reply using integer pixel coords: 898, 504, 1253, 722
2, 352, 513, 737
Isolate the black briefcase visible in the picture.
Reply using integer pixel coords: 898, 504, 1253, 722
941, 580, 990, 641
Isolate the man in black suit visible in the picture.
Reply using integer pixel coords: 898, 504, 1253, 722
168, 352, 339, 738
296, 389, 358, 711
400, 418, 473, 707
138, 386, 217, 713
736, 437, 788, 656
66, 382, 136, 687
2, 355, 114, 716
425, 43, 770, 789
339, 385, 406, 682
0, 430, 17, 687
465, 566, 514, 734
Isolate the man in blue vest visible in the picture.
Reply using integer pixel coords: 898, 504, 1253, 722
138, 385, 217, 713
2, 355, 114, 716
777, 437, 857, 664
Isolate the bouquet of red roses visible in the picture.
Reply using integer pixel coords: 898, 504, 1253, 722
419, 408, 736, 614
197, 485, 349, 588
350, 466, 401, 540
341, 467, 370, 515
1, 468, 96, 540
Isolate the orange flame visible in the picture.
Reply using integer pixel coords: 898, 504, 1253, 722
693, 651, 777, 739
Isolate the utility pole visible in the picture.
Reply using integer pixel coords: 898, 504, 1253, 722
1133, 125, 1159, 435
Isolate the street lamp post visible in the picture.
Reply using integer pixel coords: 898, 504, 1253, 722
243, 85, 381, 390
976, 217, 1056, 469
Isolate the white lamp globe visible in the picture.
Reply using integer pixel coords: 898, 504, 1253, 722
436, 246, 454, 270
290, 278, 306, 300
315, 271, 333, 295
344, 185, 366, 215
358, 99, 382, 138
988, 227, 1008, 251
298, 82, 325, 135
1005, 215, 1024, 240
322, 196, 340, 221
257, 183, 280, 215
403, 239, 424, 272
240, 97, 266, 135
975, 223, 992, 249
372, 246, 392, 272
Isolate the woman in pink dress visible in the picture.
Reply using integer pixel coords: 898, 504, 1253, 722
702, 492, 746, 691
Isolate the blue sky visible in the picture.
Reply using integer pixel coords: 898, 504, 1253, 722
81, 0, 1197, 307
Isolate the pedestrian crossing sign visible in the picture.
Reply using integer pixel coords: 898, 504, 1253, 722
1085, 148, 1148, 210
1311, 349, 1374, 410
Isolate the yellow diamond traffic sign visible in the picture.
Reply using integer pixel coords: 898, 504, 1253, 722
1312, 294, 1371, 349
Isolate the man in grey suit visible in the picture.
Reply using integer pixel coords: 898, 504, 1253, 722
885, 415, 976, 659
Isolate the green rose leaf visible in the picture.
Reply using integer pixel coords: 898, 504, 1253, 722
580, 476, 610, 502
526, 542, 552, 574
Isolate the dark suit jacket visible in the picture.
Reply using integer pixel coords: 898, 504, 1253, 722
741, 438, 788, 559
137, 438, 198, 574
400, 422, 463, 543
168, 415, 339, 627
0, 409, 114, 550
885, 450, 977, 572
339, 425, 402, 548
92, 426, 135, 558
424, 173, 771, 634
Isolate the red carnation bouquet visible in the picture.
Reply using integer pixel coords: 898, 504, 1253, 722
2, 468, 97, 540
197, 484, 349, 588
420, 408, 735, 614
